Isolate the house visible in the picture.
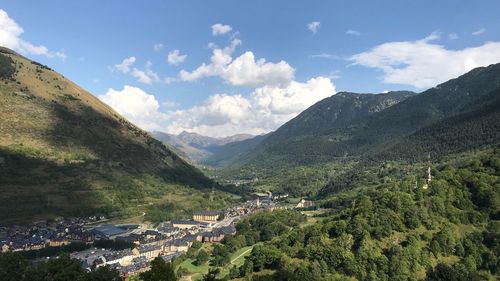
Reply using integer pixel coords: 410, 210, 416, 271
192, 210, 222, 222
295, 199, 314, 209
137, 244, 161, 261
1, 242, 10, 253
161, 252, 183, 263
168, 239, 189, 252
272, 193, 289, 200
48, 238, 71, 247
200, 225, 236, 243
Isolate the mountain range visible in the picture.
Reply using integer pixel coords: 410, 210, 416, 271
151, 130, 265, 166
1, 43, 499, 223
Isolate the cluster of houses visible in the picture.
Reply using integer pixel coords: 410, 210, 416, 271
0, 217, 102, 253
1, 195, 311, 277
72, 212, 238, 276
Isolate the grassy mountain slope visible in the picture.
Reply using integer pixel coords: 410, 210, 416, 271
0, 47, 232, 224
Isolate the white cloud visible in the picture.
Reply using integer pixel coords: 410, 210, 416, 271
448, 33, 459, 40
153, 43, 164, 52
472, 28, 486, 36
167, 49, 187, 65
112, 58, 160, 84
167, 76, 335, 137
310, 53, 343, 60
179, 39, 295, 87
350, 33, 500, 88
307, 21, 320, 34
98, 85, 167, 131
0, 9, 65, 59
112, 56, 136, 73
346, 29, 361, 36
211, 23, 232, 36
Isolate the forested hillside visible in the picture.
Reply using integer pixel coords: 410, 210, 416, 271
227, 151, 500, 280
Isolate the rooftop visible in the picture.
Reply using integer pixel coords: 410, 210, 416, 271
193, 210, 222, 216
92, 225, 128, 237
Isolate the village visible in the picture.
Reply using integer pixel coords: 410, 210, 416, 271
0, 193, 314, 278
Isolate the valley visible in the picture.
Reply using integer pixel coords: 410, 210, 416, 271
0, 2, 499, 279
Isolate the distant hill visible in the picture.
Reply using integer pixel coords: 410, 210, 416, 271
203, 134, 269, 167
151, 131, 265, 166
0, 47, 230, 224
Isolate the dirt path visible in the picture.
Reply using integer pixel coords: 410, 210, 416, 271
230, 247, 252, 264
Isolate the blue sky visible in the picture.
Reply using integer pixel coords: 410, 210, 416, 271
1, 0, 500, 137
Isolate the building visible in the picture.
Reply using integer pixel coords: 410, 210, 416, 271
192, 210, 222, 222
171, 220, 209, 230
92, 225, 128, 239
295, 199, 314, 209
200, 225, 236, 243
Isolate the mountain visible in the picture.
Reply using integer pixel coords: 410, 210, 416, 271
225, 63, 500, 196
263, 91, 415, 144
231, 91, 415, 167
0, 47, 229, 224
151, 131, 212, 162
176, 131, 254, 151
151, 131, 264, 165
203, 134, 269, 167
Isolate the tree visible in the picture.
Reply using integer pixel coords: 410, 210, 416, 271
191, 240, 203, 249
202, 268, 221, 281
229, 265, 240, 279
194, 249, 209, 266
211, 244, 230, 266
84, 265, 121, 281
140, 257, 177, 281
0, 253, 28, 281
240, 260, 253, 277
176, 267, 189, 278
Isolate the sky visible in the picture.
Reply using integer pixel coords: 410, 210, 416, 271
1, 0, 500, 137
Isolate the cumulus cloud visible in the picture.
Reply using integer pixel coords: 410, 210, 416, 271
112, 57, 160, 84
472, 28, 486, 36
112, 56, 136, 73
211, 23, 232, 35
0, 9, 65, 59
350, 33, 500, 88
179, 39, 295, 87
99, 85, 167, 131
167, 49, 187, 65
346, 29, 361, 36
307, 21, 320, 34
167, 76, 335, 137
